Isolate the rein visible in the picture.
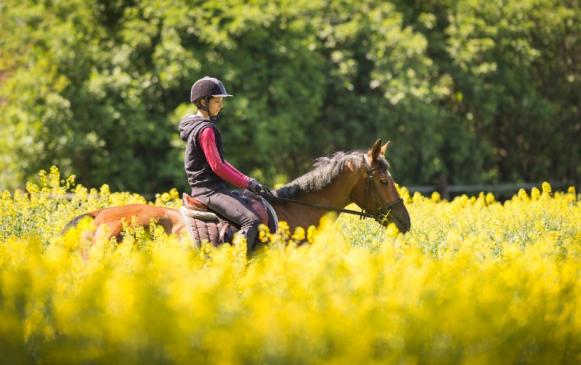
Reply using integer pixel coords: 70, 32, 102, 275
264, 156, 404, 221
267, 195, 377, 219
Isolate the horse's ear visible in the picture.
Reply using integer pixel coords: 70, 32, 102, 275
381, 140, 391, 157
368, 139, 382, 161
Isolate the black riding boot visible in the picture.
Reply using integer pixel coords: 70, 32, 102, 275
237, 226, 258, 255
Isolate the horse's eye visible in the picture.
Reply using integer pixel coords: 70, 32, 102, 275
380, 177, 389, 185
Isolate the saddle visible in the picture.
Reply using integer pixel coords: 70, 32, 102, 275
180, 191, 278, 248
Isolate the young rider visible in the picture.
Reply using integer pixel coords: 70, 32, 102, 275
179, 76, 273, 253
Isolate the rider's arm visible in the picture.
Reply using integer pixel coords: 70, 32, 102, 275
225, 161, 253, 182
199, 127, 251, 189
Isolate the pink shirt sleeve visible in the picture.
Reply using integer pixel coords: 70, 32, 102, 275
199, 128, 251, 189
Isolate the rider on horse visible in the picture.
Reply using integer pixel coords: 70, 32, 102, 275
179, 76, 274, 252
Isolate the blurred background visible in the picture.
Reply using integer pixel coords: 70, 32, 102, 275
0, 0, 579, 198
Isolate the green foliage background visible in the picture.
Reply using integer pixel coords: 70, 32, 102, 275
1, 0, 579, 194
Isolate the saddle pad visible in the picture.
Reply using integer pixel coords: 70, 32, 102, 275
180, 208, 235, 248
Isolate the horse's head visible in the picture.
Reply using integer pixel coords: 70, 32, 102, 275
349, 139, 411, 233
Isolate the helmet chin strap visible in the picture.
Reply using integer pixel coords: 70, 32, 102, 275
200, 96, 221, 122
209, 113, 221, 122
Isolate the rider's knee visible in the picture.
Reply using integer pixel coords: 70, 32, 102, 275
242, 213, 261, 229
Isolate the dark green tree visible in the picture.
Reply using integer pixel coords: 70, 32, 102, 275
1, 0, 578, 194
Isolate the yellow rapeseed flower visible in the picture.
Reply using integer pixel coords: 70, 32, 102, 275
0, 170, 578, 363
431, 191, 441, 202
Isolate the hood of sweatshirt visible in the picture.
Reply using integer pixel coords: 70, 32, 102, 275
179, 114, 211, 141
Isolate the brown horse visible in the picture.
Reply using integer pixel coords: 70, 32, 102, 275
63, 139, 410, 245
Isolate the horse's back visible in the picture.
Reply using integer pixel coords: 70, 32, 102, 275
89, 203, 236, 247
93, 204, 176, 239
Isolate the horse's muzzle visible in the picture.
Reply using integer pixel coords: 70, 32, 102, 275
380, 203, 411, 233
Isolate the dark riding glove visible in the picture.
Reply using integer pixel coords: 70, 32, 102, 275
262, 185, 275, 199
248, 179, 275, 198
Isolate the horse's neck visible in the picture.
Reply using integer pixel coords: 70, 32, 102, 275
272, 171, 357, 231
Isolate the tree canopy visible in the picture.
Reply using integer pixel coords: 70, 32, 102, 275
1, 0, 579, 194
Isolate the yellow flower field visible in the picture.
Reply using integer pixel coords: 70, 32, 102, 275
0, 168, 579, 364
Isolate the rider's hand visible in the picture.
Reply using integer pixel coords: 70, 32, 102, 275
248, 179, 275, 198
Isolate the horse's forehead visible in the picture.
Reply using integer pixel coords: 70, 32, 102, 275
375, 157, 391, 175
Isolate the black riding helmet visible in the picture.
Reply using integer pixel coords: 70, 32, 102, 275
190, 76, 232, 122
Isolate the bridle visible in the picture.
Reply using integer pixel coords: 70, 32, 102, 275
264, 156, 403, 223
360, 155, 403, 223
